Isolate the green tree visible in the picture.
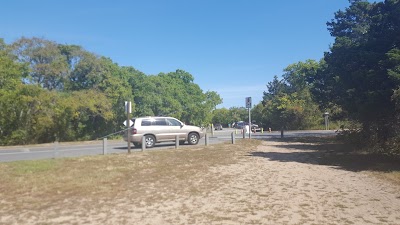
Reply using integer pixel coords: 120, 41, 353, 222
129, 69, 221, 126
11, 37, 69, 90
1, 37, 223, 145
0, 39, 29, 144
332, 2, 397, 124
311, 0, 400, 154
251, 103, 268, 128
259, 61, 323, 130
212, 108, 230, 126
229, 107, 248, 123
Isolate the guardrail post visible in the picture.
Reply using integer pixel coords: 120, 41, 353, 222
281, 128, 284, 138
242, 129, 245, 139
53, 141, 59, 159
175, 135, 179, 149
141, 136, 146, 151
205, 133, 209, 146
231, 132, 235, 144
103, 138, 107, 155
211, 124, 214, 137
261, 128, 264, 133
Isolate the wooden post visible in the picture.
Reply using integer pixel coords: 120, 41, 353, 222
103, 138, 107, 155
53, 141, 59, 159
141, 136, 146, 151
175, 135, 179, 149
126, 101, 131, 154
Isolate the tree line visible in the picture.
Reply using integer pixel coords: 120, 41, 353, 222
246, 0, 399, 156
0, 37, 221, 145
213, 0, 400, 156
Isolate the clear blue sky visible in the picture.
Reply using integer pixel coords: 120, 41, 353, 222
1, 0, 351, 108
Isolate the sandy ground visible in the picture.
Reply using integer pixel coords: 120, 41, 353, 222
1, 140, 400, 225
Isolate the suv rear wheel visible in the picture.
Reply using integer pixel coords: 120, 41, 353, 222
144, 135, 156, 148
188, 133, 199, 145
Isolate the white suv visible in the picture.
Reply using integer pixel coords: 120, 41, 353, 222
123, 117, 205, 148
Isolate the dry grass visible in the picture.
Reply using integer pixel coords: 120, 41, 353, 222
0, 140, 260, 214
369, 171, 400, 186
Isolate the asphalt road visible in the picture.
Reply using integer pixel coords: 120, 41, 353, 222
0, 129, 336, 162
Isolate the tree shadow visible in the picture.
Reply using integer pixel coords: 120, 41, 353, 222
249, 137, 400, 172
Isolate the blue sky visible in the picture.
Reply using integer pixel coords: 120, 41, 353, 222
1, 0, 351, 108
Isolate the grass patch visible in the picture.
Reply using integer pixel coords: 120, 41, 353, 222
369, 171, 400, 186
9, 160, 60, 175
0, 139, 261, 212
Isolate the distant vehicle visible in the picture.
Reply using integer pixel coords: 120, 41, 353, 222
214, 123, 223, 130
123, 116, 205, 148
234, 121, 261, 132
235, 121, 245, 129
250, 123, 261, 132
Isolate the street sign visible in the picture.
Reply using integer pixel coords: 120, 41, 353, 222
123, 120, 134, 127
124, 101, 132, 113
245, 97, 252, 108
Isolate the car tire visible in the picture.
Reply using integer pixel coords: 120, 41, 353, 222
144, 135, 156, 148
188, 133, 199, 145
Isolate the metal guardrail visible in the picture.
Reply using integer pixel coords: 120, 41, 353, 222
97, 127, 131, 140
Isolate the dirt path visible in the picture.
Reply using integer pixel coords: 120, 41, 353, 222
209, 141, 400, 225
1, 140, 400, 224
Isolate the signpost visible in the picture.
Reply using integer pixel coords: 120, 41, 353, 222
125, 101, 132, 153
245, 97, 252, 108
245, 97, 252, 139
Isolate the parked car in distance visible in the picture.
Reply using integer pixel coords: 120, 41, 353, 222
123, 116, 205, 148
234, 121, 261, 132
250, 123, 261, 132
235, 121, 245, 129
214, 123, 223, 130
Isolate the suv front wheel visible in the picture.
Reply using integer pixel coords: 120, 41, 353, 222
144, 135, 156, 148
188, 133, 199, 145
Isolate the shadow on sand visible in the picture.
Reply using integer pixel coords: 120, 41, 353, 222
249, 136, 400, 173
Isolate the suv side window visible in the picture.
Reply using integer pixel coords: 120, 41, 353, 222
141, 119, 152, 126
166, 118, 181, 126
155, 118, 167, 126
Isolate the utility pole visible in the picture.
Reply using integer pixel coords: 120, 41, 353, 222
248, 107, 251, 139
245, 97, 252, 139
